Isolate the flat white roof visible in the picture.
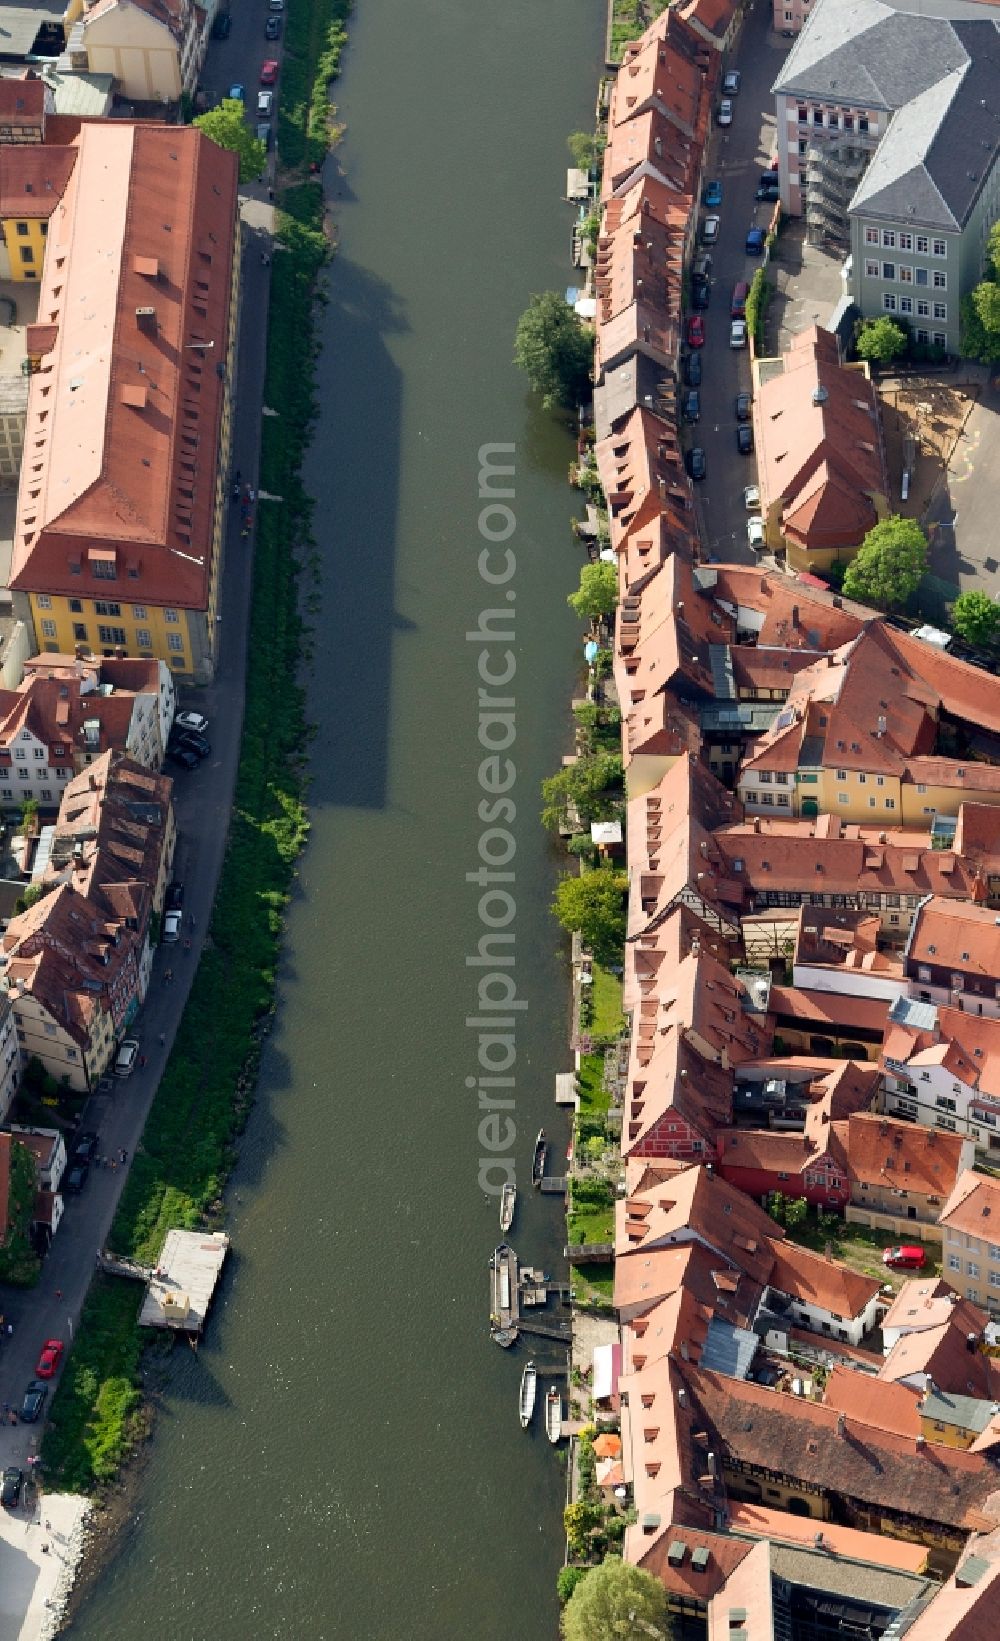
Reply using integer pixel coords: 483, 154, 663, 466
139, 1228, 229, 1333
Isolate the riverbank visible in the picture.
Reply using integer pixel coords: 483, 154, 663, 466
34, 0, 350, 1550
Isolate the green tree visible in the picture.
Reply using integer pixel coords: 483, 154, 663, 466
961, 285, 1000, 362
952, 589, 1000, 647
567, 131, 606, 171
541, 752, 624, 832
558, 1566, 590, 1605
515, 291, 593, 410
193, 99, 267, 183
0, 1141, 42, 1286
569, 561, 619, 624
553, 867, 627, 965
842, 515, 928, 610
562, 1556, 672, 1641
563, 1499, 603, 1557
986, 220, 1000, 280
855, 316, 908, 364
784, 1195, 809, 1229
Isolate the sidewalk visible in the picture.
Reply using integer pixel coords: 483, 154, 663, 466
0, 1493, 90, 1641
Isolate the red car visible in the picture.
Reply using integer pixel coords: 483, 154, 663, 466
882, 1245, 926, 1271
260, 59, 279, 86
686, 314, 705, 349
36, 1338, 64, 1379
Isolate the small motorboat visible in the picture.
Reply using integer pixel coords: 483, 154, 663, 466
519, 1361, 537, 1429
532, 1129, 547, 1187
500, 1182, 516, 1234
545, 1386, 562, 1444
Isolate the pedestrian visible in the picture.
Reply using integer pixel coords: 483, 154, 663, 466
120, 1149, 127, 1166
9, 1410, 17, 1425
159, 1032, 166, 1047
44, 1520, 50, 1532
139, 1054, 147, 1068
54, 1289, 62, 1301
267, 186, 274, 201
111, 1159, 117, 1172
5, 1322, 11, 1338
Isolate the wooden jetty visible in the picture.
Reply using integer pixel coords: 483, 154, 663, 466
540, 1176, 567, 1195
565, 1241, 613, 1263
137, 1229, 230, 1337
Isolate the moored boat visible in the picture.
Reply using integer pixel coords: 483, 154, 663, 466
532, 1129, 547, 1187
500, 1183, 516, 1234
545, 1386, 562, 1444
519, 1361, 537, 1428
489, 1242, 519, 1347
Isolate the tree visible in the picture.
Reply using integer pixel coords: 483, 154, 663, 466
563, 1499, 603, 1557
567, 131, 606, 171
952, 590, 1000, 647
553, 867, 627, 966
855, 316, 907, 365
558, 1566, 590, 1605
515, 291, 593, 410
842, 515, 928, 610
193, 100, 267, 183
0, 1141, 42, 1286
568, 562, 618, 624
784, 1195, 809, 1229
962, 284, 1000, 362
541, 751, 624, 832
562, 1556, 671, 1641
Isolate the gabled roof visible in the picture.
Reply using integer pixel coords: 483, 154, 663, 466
894, 1523, 1000, 1641
764, 1235, 882, 1321
823, 1363, 922, 1439
617, 1164, 781, 1286
905, 895, 1000, 981
845, 1112, 968, 1198
940, 1169, 1000, 1240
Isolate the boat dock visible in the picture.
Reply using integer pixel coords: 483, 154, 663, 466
540, 1176, 567, 1195
137, 1229, 230, 1336
490, 1244, 574, 1347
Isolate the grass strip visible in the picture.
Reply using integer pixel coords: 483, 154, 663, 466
40, 0, 349, 1494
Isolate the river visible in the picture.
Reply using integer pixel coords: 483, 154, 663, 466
68, 2, 604, 1637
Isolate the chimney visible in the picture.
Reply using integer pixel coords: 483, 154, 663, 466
916, 1434, 926, 1449
791, 606, 799, 628
814, 1531, 824, 1549
135, 305, 157, 336
88, 773, 97, 791
678, 1385, 688, 1403
836, 1413, 846, 1438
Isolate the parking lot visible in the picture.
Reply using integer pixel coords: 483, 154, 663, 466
682, 3, 793, 564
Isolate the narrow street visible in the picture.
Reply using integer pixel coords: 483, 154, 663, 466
686, 3, 791, 564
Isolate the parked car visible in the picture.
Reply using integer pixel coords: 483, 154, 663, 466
684, 351, 702, 388
257, 122, 272, 150
744, 483, 761, 510
172, 730, 211, 759
211, 9, 231, 38
735, 392, 752, 422
683, 389, 701, 424
21, 1381, 48, 1423
257, 90, 273, 117
174, 711, 208, 736
693, 253, 712, 281
36, 1340, 64, 1380
1, 1467, 23, 1508
700, 215, 720, 245
260, 58, 279, 84
62, 1162, 89, 1194
165, 882, 184, 911
703, 179, 723, 207
730, 319, 748, 349
883, 1245, 926, 1271
746, 227, 766, 255
723, 70, 741, 95
717, 98, 733, 126
731, 279, 749, 318
228, 83, 245, 103
686, 314, 705, 348
166, 745, 198, 771
756, 181, 781, 202
72, 1130, 99, 1166
685, 447, 707, 482
265, 13, 282, 36
691, 278, 710, 310
268, 0, 284, 10
113, 1038, 140, 1078
747, 516, 765, 548
736, 424, 754, 455
163, 909, 183, 944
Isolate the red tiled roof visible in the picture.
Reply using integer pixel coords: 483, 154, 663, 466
846, 1112, 968, 1199
939, 1169, 1000, 1241
765, 1235, 882, 1321
823, 1363, 922, 1439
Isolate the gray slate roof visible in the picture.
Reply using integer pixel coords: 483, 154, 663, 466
773, 0, 1000, 230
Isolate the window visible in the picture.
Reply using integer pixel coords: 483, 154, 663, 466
968, 1262, 980, 1278
990, 1271, 1000, 1289
94, 601, 121, 617
883, 293, 897, 312
916, 301, 930, 319
92, 559, 117, 580
899, 265, 912, 284
97, 625, 126, 645
36, 593, 52, 609
916, 327, 930, 344
882, 229, 895, 247
916, 235, 928, 254
40, 619, 56, 639
165, 608, 179, 624
15, 222, 28, 237
932, 238, 946, 256
72, 623, 87, 642
933, 332, 946, 348
915, 269, 928, 288
933, 271, 947, 290
759, 771, 772, 784
799, 107, 809, 125
885, 798, 896, 809
899, 232, 912, 251
32, 748, 45, 761
934, 303, 947, 321
865, 259, 879, 278
838, 793, 849, 804
900, 296, 913, 315
882, 262, 896, 281
865, 226, 879, 245
937, 1116, 957, 1131
132, 605, 147, 620
167, 633, 185, 654
858, 773, 866, 784
136, 629, 152, 648
20, 247, 33, 264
